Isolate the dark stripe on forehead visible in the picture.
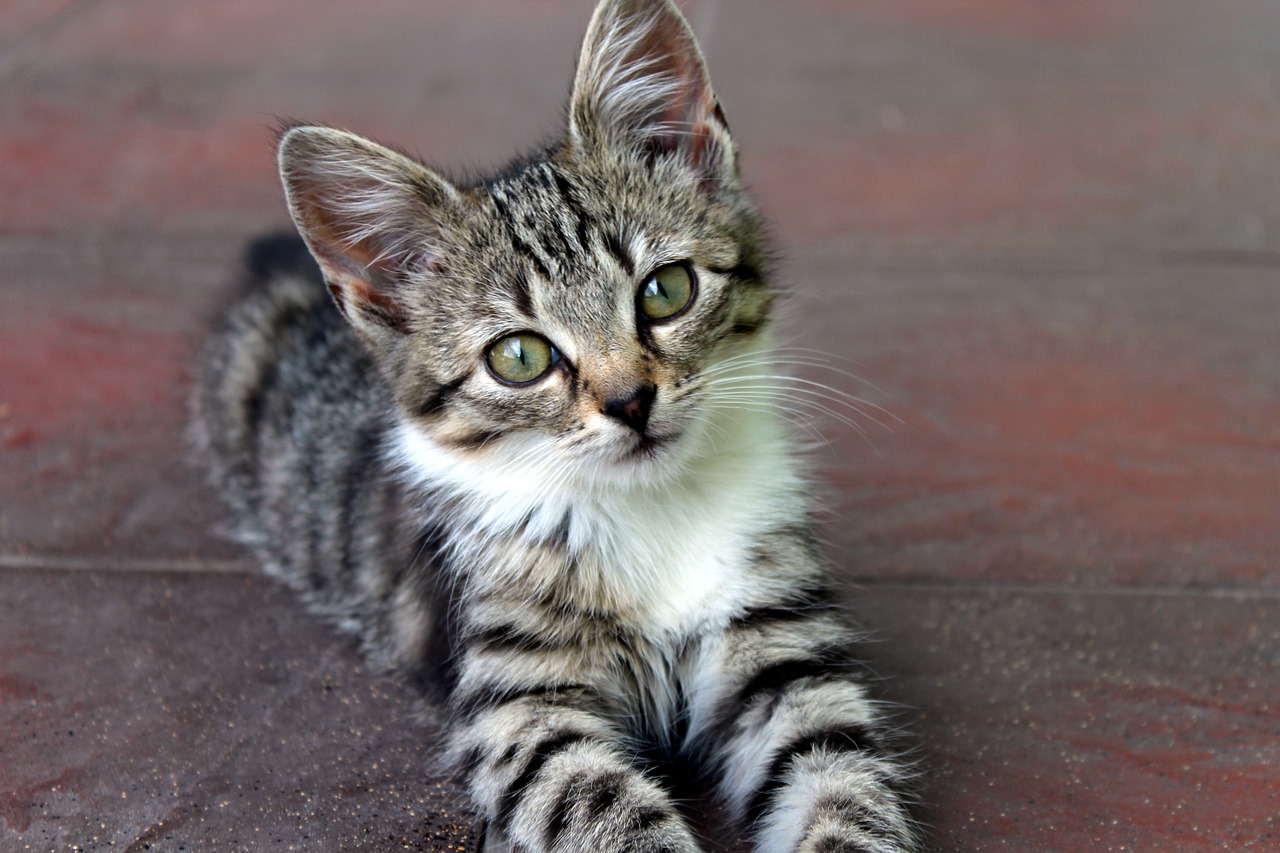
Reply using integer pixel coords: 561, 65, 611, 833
514, 164, 580, 263
540, 210, 576, 265
510, 235, 554, 282
491, 191, 555, 281
511, 268, 535, 317
547, 167, 593, 252
603, 232, 634, 276
547, 167, 581, 220
548, 165, 576, 205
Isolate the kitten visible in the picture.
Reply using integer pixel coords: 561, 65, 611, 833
194, 0, 920, 850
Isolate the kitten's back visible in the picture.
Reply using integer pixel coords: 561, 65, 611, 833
194, 235, 439, 676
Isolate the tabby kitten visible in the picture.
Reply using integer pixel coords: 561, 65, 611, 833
195, 0, 919, 850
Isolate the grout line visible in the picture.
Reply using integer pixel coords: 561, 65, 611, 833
0, 554, 254, 574
2, 553, 1275, 600
847, 576, 1280, 600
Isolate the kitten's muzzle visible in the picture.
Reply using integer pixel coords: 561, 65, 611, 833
603, 383, 657, 434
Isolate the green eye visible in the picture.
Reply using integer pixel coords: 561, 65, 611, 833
486, 333, 558, 384
639, 263, 695, 321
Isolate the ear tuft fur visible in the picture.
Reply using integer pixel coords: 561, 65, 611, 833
277, 126, 461, 339
569, 0, 737, 190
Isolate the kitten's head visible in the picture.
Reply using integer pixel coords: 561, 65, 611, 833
279, 0, 773, 486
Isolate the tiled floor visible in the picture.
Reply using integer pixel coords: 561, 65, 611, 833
2, 1, 1277, 850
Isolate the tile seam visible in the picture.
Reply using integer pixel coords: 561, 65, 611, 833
2, 554, 1275, 599
0, 554, 253, 574
848, 577, 1280, 600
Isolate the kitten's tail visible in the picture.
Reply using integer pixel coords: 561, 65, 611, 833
243, 230, 322, 286
191, 231, 328, 540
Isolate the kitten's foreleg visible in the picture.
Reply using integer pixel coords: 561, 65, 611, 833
699, 614, 919, 852
453, 691, 704, 853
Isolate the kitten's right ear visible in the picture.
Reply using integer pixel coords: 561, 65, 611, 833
569, 0, 736, 192
277, 126, 461, 341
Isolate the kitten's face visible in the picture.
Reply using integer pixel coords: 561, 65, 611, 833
278, 0, 770, 482
392, 154, 770, 481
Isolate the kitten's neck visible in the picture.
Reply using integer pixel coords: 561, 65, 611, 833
393, 404, 808, 634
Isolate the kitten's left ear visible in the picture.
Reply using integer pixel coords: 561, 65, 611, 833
569, 0, 736, 191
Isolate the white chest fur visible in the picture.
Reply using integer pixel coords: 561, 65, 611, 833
393, 406, 806, 637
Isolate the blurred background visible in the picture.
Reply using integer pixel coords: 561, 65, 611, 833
1, 1, 1277, 849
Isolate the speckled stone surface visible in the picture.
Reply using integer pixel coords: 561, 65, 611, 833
0, 569, 479, 851
852, 586, 1280, 851
2, 0, 1278, 850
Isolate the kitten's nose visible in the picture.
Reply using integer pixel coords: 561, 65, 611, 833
603, 383, 657, 434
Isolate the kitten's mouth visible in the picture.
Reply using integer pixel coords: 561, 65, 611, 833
635, 435, 665, 454
622, 431, 674, 461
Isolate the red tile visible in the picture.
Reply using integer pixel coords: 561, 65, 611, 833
6, 0, 1280, 252
703, 1, 1280, 253
0, 238, 246, 561
0, 0, 588, 236
0, 0, 82, 48
851, 0, 1142, 42
792, 260, 1280, 586
0, 100, 285, 236
5, 571, 1274, 852
853, 586, 1280, 852
2, 0, 1278, 848
0, 568, 479, 849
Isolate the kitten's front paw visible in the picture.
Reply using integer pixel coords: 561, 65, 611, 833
483, 828, 703, 853
484, 806, 704, 853
794, 824, 916, 853
797, 840, 892, 853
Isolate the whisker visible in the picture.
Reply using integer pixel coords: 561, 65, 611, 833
706, 375, 900, 433
707, 391, 870, 439
699, 400, 826, 444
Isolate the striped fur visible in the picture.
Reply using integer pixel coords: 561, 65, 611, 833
194, 1, 920, 850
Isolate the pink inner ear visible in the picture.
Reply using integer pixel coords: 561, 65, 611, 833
684, 92, 721, 170
615, 11, 729, 184
346, 272, 399, 314
658, 75, 726, 185
328, 266, 410, 333
632, 23, 708, 141
301, 197, 412, 330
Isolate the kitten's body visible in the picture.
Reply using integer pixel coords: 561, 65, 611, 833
196, 2, 919, 851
